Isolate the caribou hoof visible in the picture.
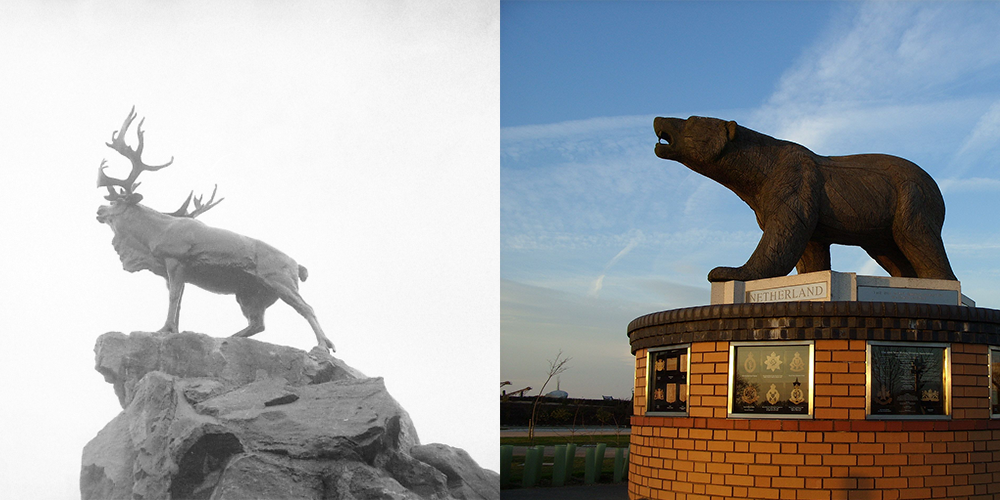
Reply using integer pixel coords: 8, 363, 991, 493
322, 338, 336, 352
232, 325, 264, 338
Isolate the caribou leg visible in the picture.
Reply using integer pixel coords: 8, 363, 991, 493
272, 284, 334, 351
304, 312, 334, 352
160, 258, 186, 333
233, 287, 277, 338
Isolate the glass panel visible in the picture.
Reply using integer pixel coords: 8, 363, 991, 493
731, 344, 811, 417
647, 347, 688, 414
992, 348, 1000, 418
868, 343, 948, 418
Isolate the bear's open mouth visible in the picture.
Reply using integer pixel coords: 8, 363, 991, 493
657, 132, 672, 145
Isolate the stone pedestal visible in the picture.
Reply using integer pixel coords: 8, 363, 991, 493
627, 301, 1000, 500
710, 271, 974, 307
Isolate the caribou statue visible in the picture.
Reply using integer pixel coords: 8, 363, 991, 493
96, 107, 335, 351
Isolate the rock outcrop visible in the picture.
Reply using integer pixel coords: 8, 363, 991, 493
81, 331, 499, 500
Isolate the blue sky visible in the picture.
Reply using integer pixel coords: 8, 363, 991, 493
502, 1, 834, 127
501, 1, 1000, 401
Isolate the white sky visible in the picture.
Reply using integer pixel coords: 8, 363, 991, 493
0, 1, 499, 497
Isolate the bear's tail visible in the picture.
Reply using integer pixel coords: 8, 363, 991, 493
298, 265, 309, 282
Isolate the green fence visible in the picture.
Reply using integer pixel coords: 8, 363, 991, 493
499, 444, 629, 488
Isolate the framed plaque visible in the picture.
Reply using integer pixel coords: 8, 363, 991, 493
646, 345, 689, 415
728, 341, 814, 418
867, 342, 950, 419
991, 347, 1000, 418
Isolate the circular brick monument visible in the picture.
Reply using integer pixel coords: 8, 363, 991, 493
628, 300, 1000, 500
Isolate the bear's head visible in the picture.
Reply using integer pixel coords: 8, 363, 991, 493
654, 116, 738, 166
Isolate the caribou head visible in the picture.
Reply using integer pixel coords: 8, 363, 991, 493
96, 107, 221, 224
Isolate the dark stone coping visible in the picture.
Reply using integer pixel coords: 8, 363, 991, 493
628, 301, 1000, 354
630, 414, 1000, 432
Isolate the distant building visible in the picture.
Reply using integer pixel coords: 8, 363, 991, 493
545, 378, 569, 399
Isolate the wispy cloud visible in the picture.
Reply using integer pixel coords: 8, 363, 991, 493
752, 3, 1000, 160
501, 108, 761, 259
764, 3, 1000, 108
501, 114, 654, 146
501, 118, 674, 250
949, 100, 1000, 176
938, 177, 1000, 194
589, 230, 644, 296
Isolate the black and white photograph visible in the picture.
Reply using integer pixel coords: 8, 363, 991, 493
0, 2, 498, 498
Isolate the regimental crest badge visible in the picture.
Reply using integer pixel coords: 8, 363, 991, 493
741, 384, 759, 404
765, 352, 783, 372
789, 378, 805, 405
766, 384, 780, 405
655, 358, 666, 371
744, 352, 757, 373
789, 352, 805, 372
921, 389, 940, 402
653, 388, 665, 401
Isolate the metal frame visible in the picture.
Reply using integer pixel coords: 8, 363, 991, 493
866, 341, 951, 420
645, 344, 691, 416
727, 341, 815, 419
990, 347, 1000, 419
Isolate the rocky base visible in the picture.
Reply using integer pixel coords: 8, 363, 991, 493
81, 331, 498, 500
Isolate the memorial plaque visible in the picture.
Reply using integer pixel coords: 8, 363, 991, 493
857, 286, 957, 305
867, 342, 950, 419
991, 347, 1000, 418
646, 346, 689, 415
746, 282, 828, 303
728, 342, 813, 418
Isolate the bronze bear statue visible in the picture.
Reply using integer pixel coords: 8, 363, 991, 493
654, 115, 957, 283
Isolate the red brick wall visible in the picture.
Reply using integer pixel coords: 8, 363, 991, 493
630, 341, 999, 500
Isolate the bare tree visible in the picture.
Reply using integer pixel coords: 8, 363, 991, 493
528, 350, 571, 440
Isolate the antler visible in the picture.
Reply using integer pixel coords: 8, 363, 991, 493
167, 184, 225, 218
97, 106, 174, 201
